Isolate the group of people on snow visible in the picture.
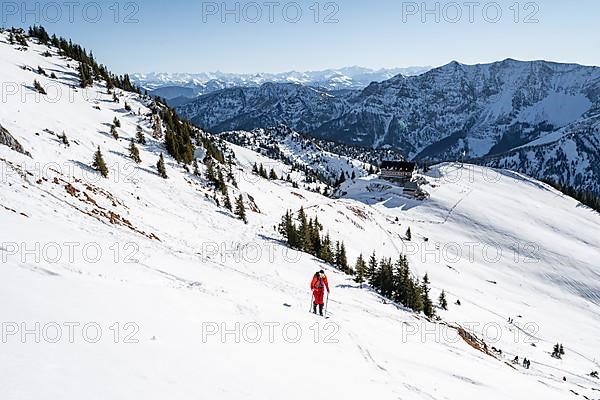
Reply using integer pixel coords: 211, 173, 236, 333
512, 355, 531, 369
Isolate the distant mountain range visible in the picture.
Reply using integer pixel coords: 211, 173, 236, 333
131, 66, 431, 104
175, 59, 600, 194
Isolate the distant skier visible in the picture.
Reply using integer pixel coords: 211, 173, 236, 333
311, 270, 330, 316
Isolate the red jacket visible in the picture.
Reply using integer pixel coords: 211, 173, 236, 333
311, 273, 329, 292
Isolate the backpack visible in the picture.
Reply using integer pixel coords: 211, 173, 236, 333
314, 273, 324, 289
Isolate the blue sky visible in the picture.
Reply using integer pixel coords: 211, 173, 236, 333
3, 0, 600, 74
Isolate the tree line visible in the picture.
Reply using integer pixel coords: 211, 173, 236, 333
27, 25, 138, 93
543, 179, 600, 214
278, 208, 441, 317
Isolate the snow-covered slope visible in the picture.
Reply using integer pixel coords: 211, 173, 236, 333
217, 125, 407, 185
2, 30, 600, 400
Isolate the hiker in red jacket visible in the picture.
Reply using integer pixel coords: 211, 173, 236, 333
311, 270, 330, 316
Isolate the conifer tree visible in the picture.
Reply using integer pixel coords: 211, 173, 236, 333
223, 193, 232, 211
113, 117, 121, 128
92, 146, 108, 178
279, 210, 301, 249
60, 132, 69, 147
193, 159, 200, 176
33, 80, 46, 95
409, 278, 424, 312
336, 171, 346, 186
297, 207, 309, 250
136, 125, 146, 144
377, 258, 394, 297
438, 290, 448, 310
392, 255, 409, 304
269, 168, 278, 180
552, 344, 561, 358
354, 254, 367, 287
110, 124, 118, 140
335, 242, 349, 272
258, 163, 268, 179
128, 139, 141, 163
367, 251, 378, 286
319, 233, 334, 264
421, 273, 434, 317
309, 216, 322, 256
157, 153, 168, 179
235, 195, 247, 223
78, 62, 93, 88
205, 157, 216, 183
217, 168, 227, 194
406, 227, 412, 241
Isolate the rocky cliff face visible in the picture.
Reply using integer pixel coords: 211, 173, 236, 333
178, 59, 600, 159
0, 124, 30, 157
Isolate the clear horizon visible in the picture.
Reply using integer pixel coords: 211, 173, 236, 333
4, 0, 600, 74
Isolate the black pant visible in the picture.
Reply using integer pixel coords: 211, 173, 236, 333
313, 302, 324, 315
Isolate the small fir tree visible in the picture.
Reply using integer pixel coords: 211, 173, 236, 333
438, 290, 448, 310
354, 254, 367, 287
135, 125, 146, 144
92, 146, 109, 178
128, 139, 141, 163
157, 153, 168, 179
33, 80, 46, 95
235, 195, 247, 224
